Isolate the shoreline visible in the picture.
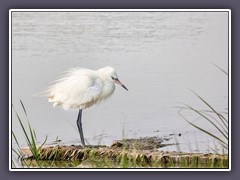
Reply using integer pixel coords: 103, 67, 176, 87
19, 136, 228, 168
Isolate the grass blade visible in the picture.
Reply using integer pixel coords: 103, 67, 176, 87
189, 89, 228, 126
12, 101, 48, 167
213, 63, 228, 75
20, 99, 28, 116
19, 100, 40, 159
184, 104, 228, 140
178, 110, 227, 146
12, 105, 34, 153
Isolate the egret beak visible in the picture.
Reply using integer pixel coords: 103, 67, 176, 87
115, 79, 128, 91
121, 84, 128, 91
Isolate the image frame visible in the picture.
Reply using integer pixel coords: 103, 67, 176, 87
9, 9, 231, 172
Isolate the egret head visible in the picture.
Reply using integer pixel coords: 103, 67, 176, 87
98, 66, 128, 91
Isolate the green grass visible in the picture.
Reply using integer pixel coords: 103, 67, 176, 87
178, 90, 228, 151
12, 98, 228, 168
177, 65, 228, 152
12, 100, 47, 168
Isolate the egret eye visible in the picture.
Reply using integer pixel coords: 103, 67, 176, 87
111, 76, 117, 80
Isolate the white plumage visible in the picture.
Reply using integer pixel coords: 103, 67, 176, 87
46, 66, 128, 146
47, 66, 128, 110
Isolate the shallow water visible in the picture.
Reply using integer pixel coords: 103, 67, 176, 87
11, 11, 228, 154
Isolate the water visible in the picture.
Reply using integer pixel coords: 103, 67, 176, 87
11, 11, 228, 154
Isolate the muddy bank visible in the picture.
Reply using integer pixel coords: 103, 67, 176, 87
20, 136, 228, 168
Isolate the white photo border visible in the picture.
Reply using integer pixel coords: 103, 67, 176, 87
9, 9, 231, 171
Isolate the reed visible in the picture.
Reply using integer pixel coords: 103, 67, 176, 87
178, 90, 228, 153
12, 100, 47, 167
178, 65, 228, 152
178, 90, 228, 151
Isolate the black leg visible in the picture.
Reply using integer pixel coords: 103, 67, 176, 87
76, 109, 85, 146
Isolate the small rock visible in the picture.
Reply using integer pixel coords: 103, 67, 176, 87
110, 141, 123, 148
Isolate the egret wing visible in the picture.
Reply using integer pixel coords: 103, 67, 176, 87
47, 69, 103, 109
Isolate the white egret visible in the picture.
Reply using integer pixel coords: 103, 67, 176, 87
46, 66, 128, 146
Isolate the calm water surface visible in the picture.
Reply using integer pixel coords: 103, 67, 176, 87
12, 11, 228, 154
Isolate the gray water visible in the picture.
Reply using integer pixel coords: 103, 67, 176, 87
12, 11, 228, 153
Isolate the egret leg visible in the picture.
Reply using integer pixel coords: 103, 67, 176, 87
76, 109, 85, 146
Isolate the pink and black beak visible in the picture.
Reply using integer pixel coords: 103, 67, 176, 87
112, 77, 128, 91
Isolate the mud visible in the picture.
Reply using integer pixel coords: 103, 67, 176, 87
19, 136, 228, 168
